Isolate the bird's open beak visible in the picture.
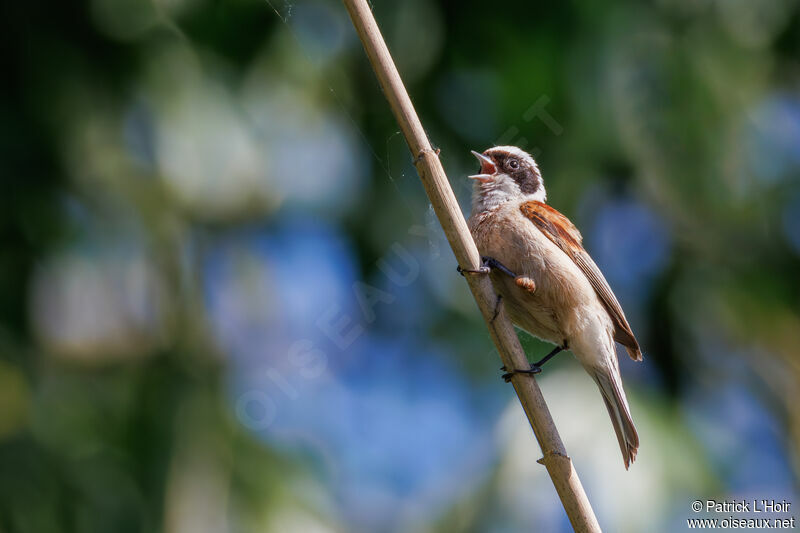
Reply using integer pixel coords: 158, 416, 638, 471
468, 150, 497, 183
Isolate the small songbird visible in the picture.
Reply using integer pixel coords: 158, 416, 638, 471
464, 146, 642, 468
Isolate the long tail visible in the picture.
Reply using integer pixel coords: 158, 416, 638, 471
590, 366, 639, 469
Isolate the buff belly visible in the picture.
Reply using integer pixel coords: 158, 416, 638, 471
468, 202, 607, 351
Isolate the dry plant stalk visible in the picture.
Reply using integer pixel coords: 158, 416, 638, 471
341, 0, 601, 531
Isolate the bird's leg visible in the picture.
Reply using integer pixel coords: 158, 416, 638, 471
501, 341, 568, 382
457, 258, 535, 295
457, 256, 517, 277
531, 343, 566, 369
482, 256, 516, 278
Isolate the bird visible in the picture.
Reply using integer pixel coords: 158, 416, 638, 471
463, 146, 642, 469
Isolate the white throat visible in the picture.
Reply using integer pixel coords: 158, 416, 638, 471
471, 174, 547, 214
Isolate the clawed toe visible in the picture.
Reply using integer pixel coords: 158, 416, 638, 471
457, 265, 490, 276
500, 344, 567, 382
501, 365, 542, 382
456, 257, 518, 279
482, 256, 517, 278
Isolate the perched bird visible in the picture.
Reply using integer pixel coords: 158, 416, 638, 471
464, 146, 642, 468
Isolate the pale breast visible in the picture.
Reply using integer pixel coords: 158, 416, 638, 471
468, 202, 600, 344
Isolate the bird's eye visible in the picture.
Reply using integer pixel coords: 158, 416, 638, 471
508, 159, 519, 169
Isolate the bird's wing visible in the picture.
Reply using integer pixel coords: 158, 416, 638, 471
519, 201, 642, 361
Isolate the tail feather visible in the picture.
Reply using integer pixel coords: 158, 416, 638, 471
624, 344, 643, 362
591, 367, 639, 469
614, 329, 643, 362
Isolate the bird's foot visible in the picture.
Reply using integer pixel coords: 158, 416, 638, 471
482, 256, 516, 278
457, 256, 517, 278
500, 343, 568, 382
501, 364, 543, 382
457, 264, 490, 276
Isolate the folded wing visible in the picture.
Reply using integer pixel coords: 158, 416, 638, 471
519, 201, 642, 361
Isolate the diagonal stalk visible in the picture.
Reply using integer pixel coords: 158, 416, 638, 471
341, 0, 602, 531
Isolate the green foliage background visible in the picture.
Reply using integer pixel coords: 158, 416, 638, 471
1, 0, 799, 531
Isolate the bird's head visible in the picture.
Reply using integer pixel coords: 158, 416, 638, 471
469, 146, 545, 212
